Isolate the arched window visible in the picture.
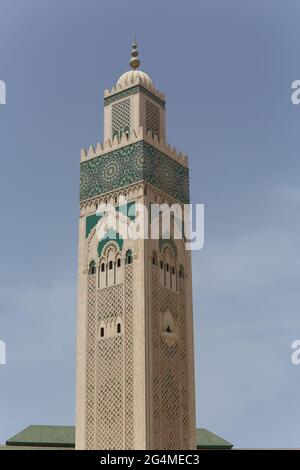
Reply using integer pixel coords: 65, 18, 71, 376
162, 311, 175, 336
112, 130, 119, 141
179, 265, 184, 279
100, 327, 105, 338
117, 258, 121, 268
123, 126, 130, 139
89, 260, 96, 275
109, 260, 113, 270
117, 323, 121, 334
160, 260, 163, 269
126, 249, 133, 265
101, 263, 105, 272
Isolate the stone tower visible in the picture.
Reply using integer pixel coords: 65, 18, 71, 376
76, 41, 196, 450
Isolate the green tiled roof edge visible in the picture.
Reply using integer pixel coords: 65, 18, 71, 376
6, 425, 75, 448
196, 428, 233, 449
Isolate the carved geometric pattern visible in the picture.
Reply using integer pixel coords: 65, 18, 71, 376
96, 283, 124, 449
124, 265, 134, 449
151, 267, 161, 448
104, 84, 166, 108
151, 260, 189, 450
112, 98, 131, 137
146, 100, 160, 138
96, 336, 123, 449
86, 275, 97, 449
80, 141, 190, 204
178, 278, 189, 448
97, 284, 123, 321
85, 263, 134, 449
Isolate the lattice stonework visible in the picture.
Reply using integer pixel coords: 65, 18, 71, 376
86, 275, 97, 449
151, 267, 161, 448
124, 265, 134, 449
112, 98, 131, 138
85, 266, 134, 449
146, 100, 160, 138
151, 262, 189, 450
96, 336, 123, 449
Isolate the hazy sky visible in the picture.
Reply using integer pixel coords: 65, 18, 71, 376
1, 0, 300, 448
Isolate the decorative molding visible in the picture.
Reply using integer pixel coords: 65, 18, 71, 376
104, 71, 165, 104
80, 182, 144, 214
104, 84, 165, 108
159, 238, 178, 258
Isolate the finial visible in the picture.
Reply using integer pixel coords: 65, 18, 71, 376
130, 38, 140, 70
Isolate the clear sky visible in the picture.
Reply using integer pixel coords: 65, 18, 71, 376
0, 0, 300, 449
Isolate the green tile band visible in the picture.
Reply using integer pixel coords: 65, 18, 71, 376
80, 141, 189, 204
104, 84, 165, 108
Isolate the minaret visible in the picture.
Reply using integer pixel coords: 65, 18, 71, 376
76, 41, 196, 450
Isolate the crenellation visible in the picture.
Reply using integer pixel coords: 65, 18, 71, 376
87, 145, 95, 158
104, 74, 165, 103
80, 125, 188, 168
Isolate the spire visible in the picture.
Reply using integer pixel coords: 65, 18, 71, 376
129, 38, 140, 70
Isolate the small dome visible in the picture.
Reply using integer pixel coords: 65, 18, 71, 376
116, 70, 152, 88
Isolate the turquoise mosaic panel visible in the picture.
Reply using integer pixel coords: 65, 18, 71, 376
104, 85, 165, 108
98, 229, 123, 255
159, 237, 178, 258
85, 201, 136, 238
80, 141, 190, 204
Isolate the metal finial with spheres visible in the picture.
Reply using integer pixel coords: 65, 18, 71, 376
116, 39, 152, 88
129, 38, 140, 70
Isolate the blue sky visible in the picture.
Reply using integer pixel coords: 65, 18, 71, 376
0, 0, 300, 448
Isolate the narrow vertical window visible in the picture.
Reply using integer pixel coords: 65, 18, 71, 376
89, 261, 96, 275
126, 249, 133, 265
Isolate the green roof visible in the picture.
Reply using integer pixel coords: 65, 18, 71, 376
196, 428, 233, 449
6, 425, 75, 448
3, 425, 232, 450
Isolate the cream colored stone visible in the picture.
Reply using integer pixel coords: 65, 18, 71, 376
76, 67, 196, 450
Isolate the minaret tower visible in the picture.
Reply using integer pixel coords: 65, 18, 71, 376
76, 41, 196, 450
